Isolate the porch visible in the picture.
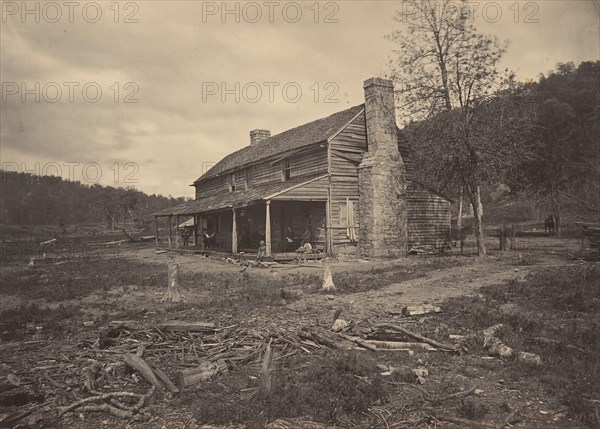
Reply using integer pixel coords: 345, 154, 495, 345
152, 176, 331, 258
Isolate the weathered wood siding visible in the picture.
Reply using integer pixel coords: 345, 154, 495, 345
195, 146, 328, 199
329, 112, 366, 250
271, 177, 328, 201
406, 183, 451, 250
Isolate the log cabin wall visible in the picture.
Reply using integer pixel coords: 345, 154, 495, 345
328, 112, 367, 253
406, 183, 451, 250
194, 146, 328, 199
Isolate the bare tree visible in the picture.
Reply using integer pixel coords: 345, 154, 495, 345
387, 0, 508, 256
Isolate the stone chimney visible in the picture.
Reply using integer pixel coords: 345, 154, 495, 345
357, 77, 407, 258
250, 129, 271, 145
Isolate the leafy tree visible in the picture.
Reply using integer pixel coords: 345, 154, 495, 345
387, 0, 519, 256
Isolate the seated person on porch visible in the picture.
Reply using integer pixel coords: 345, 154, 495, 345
283, 227, 299, 252
203, 228, 216, 249
296, 241, 312, 253
257, 240, 266, 262
299, 227, 312, 247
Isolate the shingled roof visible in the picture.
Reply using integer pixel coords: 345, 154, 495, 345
153, 175, 327, 217
194, 104, 365, 183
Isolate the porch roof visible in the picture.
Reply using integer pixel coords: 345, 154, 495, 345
152, 175, 327, 217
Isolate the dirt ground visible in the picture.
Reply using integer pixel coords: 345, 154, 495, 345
0, 234, 597, 429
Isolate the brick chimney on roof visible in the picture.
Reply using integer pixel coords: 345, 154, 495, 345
357, 77, 407, 258
250, 129, 271, 145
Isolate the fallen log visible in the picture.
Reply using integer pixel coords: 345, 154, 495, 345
59, 390, 145, 416
75, 404, 147, 420
299, 327, 355, 350
435, 415, 510, 429
402, 304, 442, 316
148, 363, 179, 393
123, 353, 164, 391
267, 419, 345, 428
174, 360, 227, 389
0, 410, 33, 428
338, 334, 377, 351
159, 321, 216, 332
375, 323, 458, 352
364, 340, 437, 351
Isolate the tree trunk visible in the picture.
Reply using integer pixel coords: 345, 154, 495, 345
161, 262, 183, 302
321, 259, 336, 291
456, 186, 463, 246
551, 188, 561, 237
471, 185, 487, 257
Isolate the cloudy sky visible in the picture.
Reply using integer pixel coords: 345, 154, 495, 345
1, 0, 599, 197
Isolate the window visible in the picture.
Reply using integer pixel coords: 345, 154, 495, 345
281, 158, 291, 181
244, 167, 253, 190
229, 173, 236, 192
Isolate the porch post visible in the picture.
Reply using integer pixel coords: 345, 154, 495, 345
154, 216, 159, 247
199, 215, 204, 251
326, 190, 333, 255
232, 208, 238, 254
265, 200, 272, 256
168, 215, 172, 249
175, 216, 180, 249
193, 215, 198, 246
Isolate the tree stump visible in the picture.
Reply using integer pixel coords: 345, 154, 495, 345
321, 259, 336, 291
161, 262, 184, 303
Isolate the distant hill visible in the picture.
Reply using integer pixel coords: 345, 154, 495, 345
0, 171, 190, 237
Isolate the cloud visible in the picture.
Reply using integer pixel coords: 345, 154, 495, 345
1, 0, 598, 197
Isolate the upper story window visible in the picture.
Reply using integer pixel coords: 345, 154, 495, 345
244, 167, 253, 190
229, 173, 236, 193
281, 158, 291, 182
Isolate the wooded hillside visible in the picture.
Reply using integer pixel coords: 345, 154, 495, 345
0, 172, 190, 234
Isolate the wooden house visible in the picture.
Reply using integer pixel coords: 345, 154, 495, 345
153, 78, 451, 257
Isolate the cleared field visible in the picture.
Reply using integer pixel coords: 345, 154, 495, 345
0, 235, 597, 428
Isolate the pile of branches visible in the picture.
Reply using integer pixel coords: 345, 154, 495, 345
0, 308, 466, 427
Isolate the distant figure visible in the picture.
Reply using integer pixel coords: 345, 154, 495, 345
257, 240, 266, 262
181, 228, 191, 247
544, 215, 555, 236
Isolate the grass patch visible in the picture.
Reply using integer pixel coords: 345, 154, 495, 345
441, 265, 600, 427
188, 351, 386, 426
331, 257, 464, 294
0, 303, 81, 341
0, 259, 165, 301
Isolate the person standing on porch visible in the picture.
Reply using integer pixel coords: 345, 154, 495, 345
203, 228, 215, 249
